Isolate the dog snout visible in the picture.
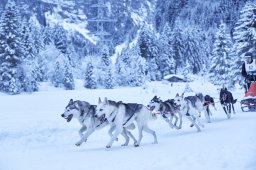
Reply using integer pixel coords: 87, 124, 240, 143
61, 114, 65, 117
94, 114, 98, 118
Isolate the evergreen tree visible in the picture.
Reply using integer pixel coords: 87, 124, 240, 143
50, 52, 74, 89
20, 18, 38, 92
115, 44, 146, 86
51, 61, 63, 88
0, 0, 24, 94
157, 24, 175, 77
41, 25, 53, 48
63, 63, 75, 90
183, 29, 203, 74
129, 45, 146, 86
169, 27, 184, 74
97, 45, 114, 88
147, 57, 161, 81
231, 2, 256, 86
138, 24, 158, 61
233, 2, 256, 56
53, 25, 68, 54
209, 22, 232, 86
105, 68, 114, 89
84, 61, 97, 89
115, 48, 130, 86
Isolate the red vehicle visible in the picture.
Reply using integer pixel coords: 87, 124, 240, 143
240, 82, 256, 111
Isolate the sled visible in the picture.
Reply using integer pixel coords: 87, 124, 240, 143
240, 82, 256, 112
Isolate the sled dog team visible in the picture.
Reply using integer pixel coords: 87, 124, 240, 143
61, 88, 236, 149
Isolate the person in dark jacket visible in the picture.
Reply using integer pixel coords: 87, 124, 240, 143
242, 52, 255, 91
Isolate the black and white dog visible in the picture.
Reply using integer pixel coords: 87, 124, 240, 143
95, 97, 158, 148
147, 96, 182, 129
61, 99, 137, 147
219, 88, 237, 119
203, 95, 217, 118
174, 93, 205, 132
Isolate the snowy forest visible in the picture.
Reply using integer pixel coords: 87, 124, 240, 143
0, 0, 256, 94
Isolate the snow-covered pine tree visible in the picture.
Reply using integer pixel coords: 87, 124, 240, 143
183, 28, 203, 74
115, 48, 130, 86
97, 45, 114, 89
53, 25, 68, 54
51, 61, 63, 88
105, 68, 114, 89
41, 25, 53, 48
233, 2, 256, 56
129, 45, 146, 86
169, 26, 184, 74
20, 18, 38, 92
138, 24, 159, 62
63, 63, 75, 90
157, 24, 175, 77
138, 24, 160, 80
208, 21, 232, 86
231, 2, 256, 85
84, 61, 97, 89
147, 57, 161, 81
0, 0, 24, 94
51, 51, 74, 89
115, 44, 146, 86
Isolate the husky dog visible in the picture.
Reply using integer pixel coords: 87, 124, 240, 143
147, 96, 182, 129
174, 93, 205, 132
95, 97, 158, 148
185, 93, 211, 123
61, 99, 137, 147
204, 95, 217, 117
220, 88, 237, 119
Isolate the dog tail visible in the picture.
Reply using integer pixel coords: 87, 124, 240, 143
233, 99, 237, 104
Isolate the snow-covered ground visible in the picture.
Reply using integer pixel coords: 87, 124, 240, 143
0, 78, 256, 170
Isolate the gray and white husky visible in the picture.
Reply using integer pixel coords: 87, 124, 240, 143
174, 93, 205, 132
185, 93, 211, 123
147, 96, 182, 129
61, 99, 137, 147
95, 97, 158, 148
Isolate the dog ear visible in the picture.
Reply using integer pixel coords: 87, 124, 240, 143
181, 93, 184, 98
175, 93, 179, 97
98, 97, 102, 104
104, 97, 109, 105
69, 99, 73, 104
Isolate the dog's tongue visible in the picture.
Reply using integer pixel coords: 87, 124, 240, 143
67, 114, 73, 122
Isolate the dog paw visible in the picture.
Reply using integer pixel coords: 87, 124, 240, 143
121, 143, 128, 147
75, 142, 82, 147
134, 144, 139, 147
106, 145, 111, 148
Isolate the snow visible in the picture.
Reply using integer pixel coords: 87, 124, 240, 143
44, 5, 98, 45
111, 42, 127, 64
1, 78, 256, 170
